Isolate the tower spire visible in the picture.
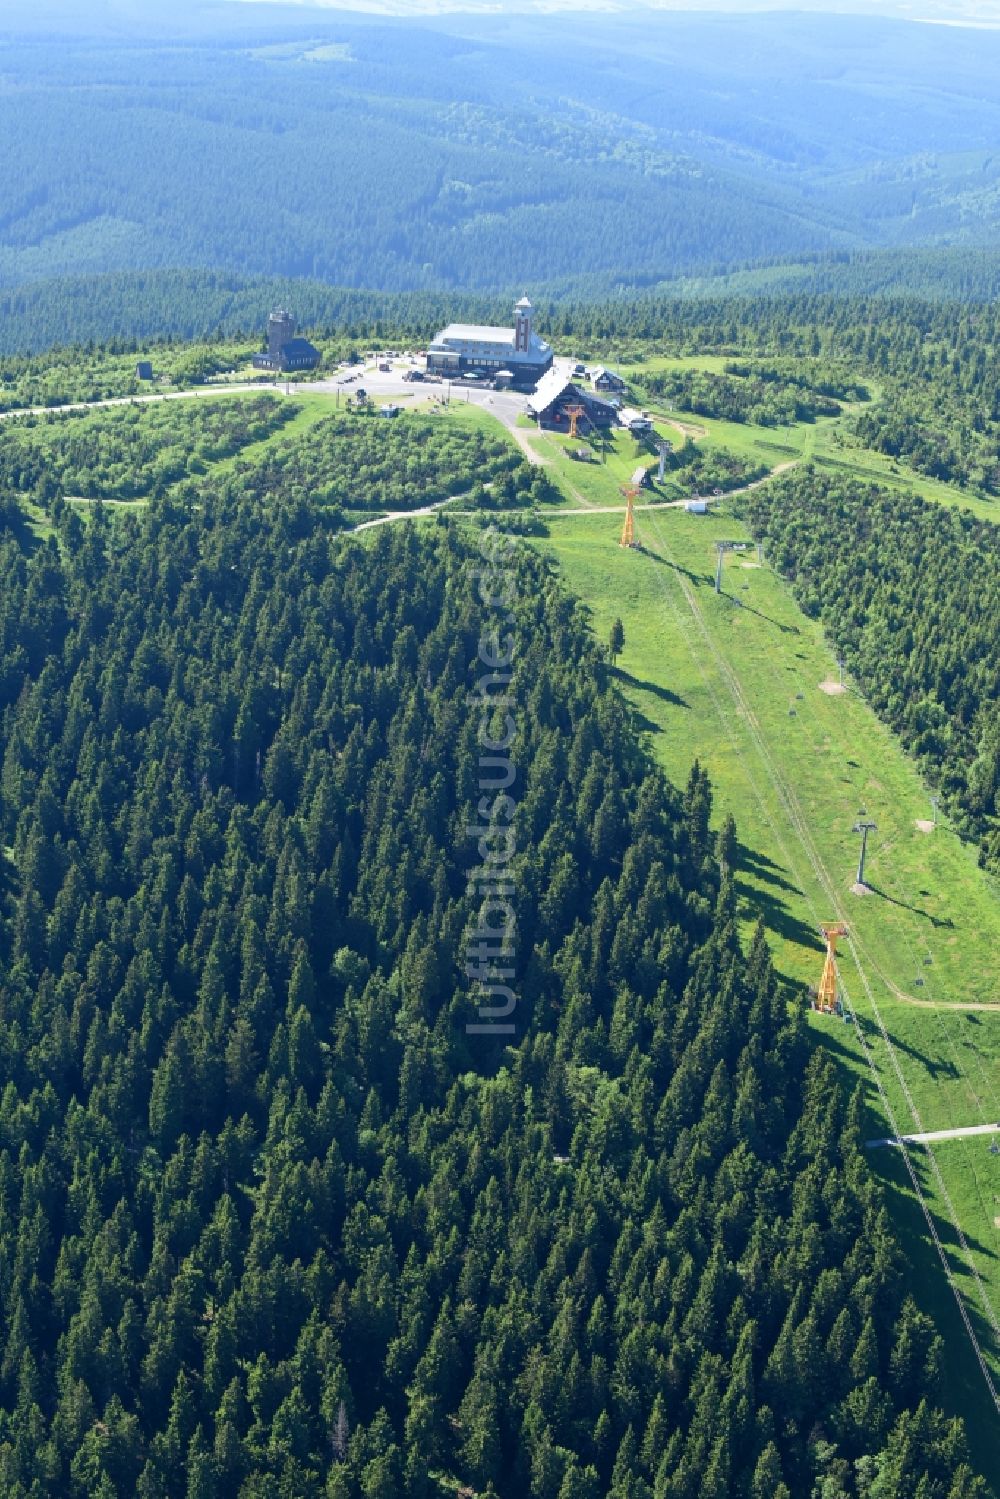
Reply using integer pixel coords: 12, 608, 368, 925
514, 295, 533, 354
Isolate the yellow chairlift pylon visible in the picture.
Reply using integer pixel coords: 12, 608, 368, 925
619, 486, 640, 549
564, 403, 587, 440
815, 923, 849, 1013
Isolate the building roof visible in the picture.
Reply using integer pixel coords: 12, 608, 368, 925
434, 323, 518, 346
592, 367, 625, 384
527, 371, 578, 414
428, 321, 552, 366
528, 372, 620, 417
280, 338, 320, 360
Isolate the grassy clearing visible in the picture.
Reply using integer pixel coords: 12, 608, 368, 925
539, 507, 1000, 1012
526, 426, 660, 506
605, 348, 1000, 521
533, 505, 1000, 1466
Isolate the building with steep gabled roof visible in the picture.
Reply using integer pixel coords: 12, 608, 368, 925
527, 373, 617, 430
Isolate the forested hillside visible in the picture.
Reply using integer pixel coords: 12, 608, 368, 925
0, 397, 296, 503
739, 469, 1000, 871
7, 255, 1000, 360
0, 482, 987, 1495
592, 297, 1000, 502
6, 291, 1000, 512
7, 6, 1000, 296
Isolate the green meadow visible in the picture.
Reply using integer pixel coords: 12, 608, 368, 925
624, 359, 1000, 524
531, 503, 1000, 1475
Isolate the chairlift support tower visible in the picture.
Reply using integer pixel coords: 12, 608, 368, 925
564, 403, 587, 440
714, 540, 743, 593
619, 486, 641, 549
815, 923, 849, 1013
853, 821, 877, 888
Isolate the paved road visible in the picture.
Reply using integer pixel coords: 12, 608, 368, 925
867, 1122, 1000, 1149
550, 465, 801, 517
351, 499, 452, 532
1, 367, 800, 530
308, 366, 535, 443
551, 499, 713, 516
0, 383, 265, 423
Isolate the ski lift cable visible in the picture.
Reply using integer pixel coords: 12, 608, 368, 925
729, 528, 1000, 1352
644, 506, 1000, 1338
640, 505, 1000, 1409
748, 545, 1000, 1278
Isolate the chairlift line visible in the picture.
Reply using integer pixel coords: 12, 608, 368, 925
744, 554, 1000, 1357
741, 539, 1000, 1349
640, 505, 1000, 1416
753, 564, 1000, 1129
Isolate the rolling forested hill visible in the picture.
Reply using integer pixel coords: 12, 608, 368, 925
0, 472, 989, 1495
10, 248, 1000, 358
6, 4, 1000, 295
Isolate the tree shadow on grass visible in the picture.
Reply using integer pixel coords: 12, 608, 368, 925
866, 882, 954, 930
738, 842, 804, 898
872, 1155, 1000, 1494
613, 665, 688, 709
853, 1011, 958, 1082
628, 707, 664, 738
635, 546, 705, 587
721, 592, 801, 635
737, 878, 824, 956
821, 1077, 1000, 1490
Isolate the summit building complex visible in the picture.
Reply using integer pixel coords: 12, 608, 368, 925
426, 296, 553, 387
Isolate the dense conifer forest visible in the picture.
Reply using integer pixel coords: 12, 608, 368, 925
4, 0, 1000, 1486
5, 257, 1000, 359
8, 7, 1000, 297
0, 478, 987, 1495
0, 397, 297, 504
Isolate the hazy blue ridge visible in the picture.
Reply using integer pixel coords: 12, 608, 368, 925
4, 10, 1000, 298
